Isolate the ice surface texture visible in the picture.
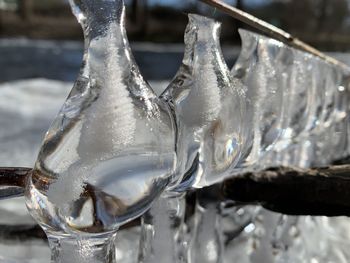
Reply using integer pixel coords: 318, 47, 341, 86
162, 14, 245, 190
25, 0, 176, 235
224, 30, 350, 263
232, 29, 289, 170
232, 29, 350, 169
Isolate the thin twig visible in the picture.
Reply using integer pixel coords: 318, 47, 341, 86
0, 167, 30, 188
0, 167, 31, 199
199, 0, 350, 72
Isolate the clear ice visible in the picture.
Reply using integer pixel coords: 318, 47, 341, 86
138, 193, 187, 263
162, 14, 245, 189
224, 29, 350, 263
25, 0, 176, 261
232, 29, 287, 170
139, 14, 246, 263
188, 188, 224, 263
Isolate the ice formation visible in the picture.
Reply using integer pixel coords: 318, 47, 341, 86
3, 1, 346, 262
25, 0, 176, 245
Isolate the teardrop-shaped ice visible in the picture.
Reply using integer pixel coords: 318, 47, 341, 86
25, 0, 176, 235
232, 29, 288, 170
234, 30, 322, 168
233, 29, 349, 169
162, 14, 245, 189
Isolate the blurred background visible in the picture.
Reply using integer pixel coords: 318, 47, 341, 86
0, 0, 350, 82
1, 0, 350, 48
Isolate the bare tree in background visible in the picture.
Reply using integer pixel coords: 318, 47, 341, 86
315, 0, 348, 32
131, 0, 138, 22
130, 0, 148, 35
284, 0, 348, 33
139, 0, 148, 35
236, 0, 244, 10
0, 7, 2, 33
18, 0, 33, 21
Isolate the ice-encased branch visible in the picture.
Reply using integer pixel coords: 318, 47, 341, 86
2, 162, 350, 217
199, 0, 350, 72
1, 161, 350, 243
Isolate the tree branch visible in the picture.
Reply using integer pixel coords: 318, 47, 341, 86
0, 167, 31, 199
222, 164, 350, 216
0, 167, 30, 188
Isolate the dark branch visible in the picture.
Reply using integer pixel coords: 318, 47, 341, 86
0, 167, 31, 188
222, 165, 350, 217
0, 167, 31, 200
0, 224, 46, 242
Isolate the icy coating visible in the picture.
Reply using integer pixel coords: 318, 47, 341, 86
162, 14, 245, 189
232, 29, 349, 171
223, 30, 350, 263
138, 193, 187, 263
138, 15, 246, 263
25, 0, 176, 237
232, 29, 286, 170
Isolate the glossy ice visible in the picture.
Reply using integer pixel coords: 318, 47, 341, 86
231, 29, 350, 170
232, 29, 287, 170
310, 66, 348, 166
139, 15, 246, 263
138, 193, 187, 263
162, 14, 245, 189
222, 209, 350, 263
222, 28, 350, 263
270, 54, 349, 167
25, 0, 176, 237
188, 188, 224, 263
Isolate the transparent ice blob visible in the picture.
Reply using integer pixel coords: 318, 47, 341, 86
139, 14, 246, 263
232, 29, 288, 171
162, 14, 245, 190
25, 0, 176, 239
